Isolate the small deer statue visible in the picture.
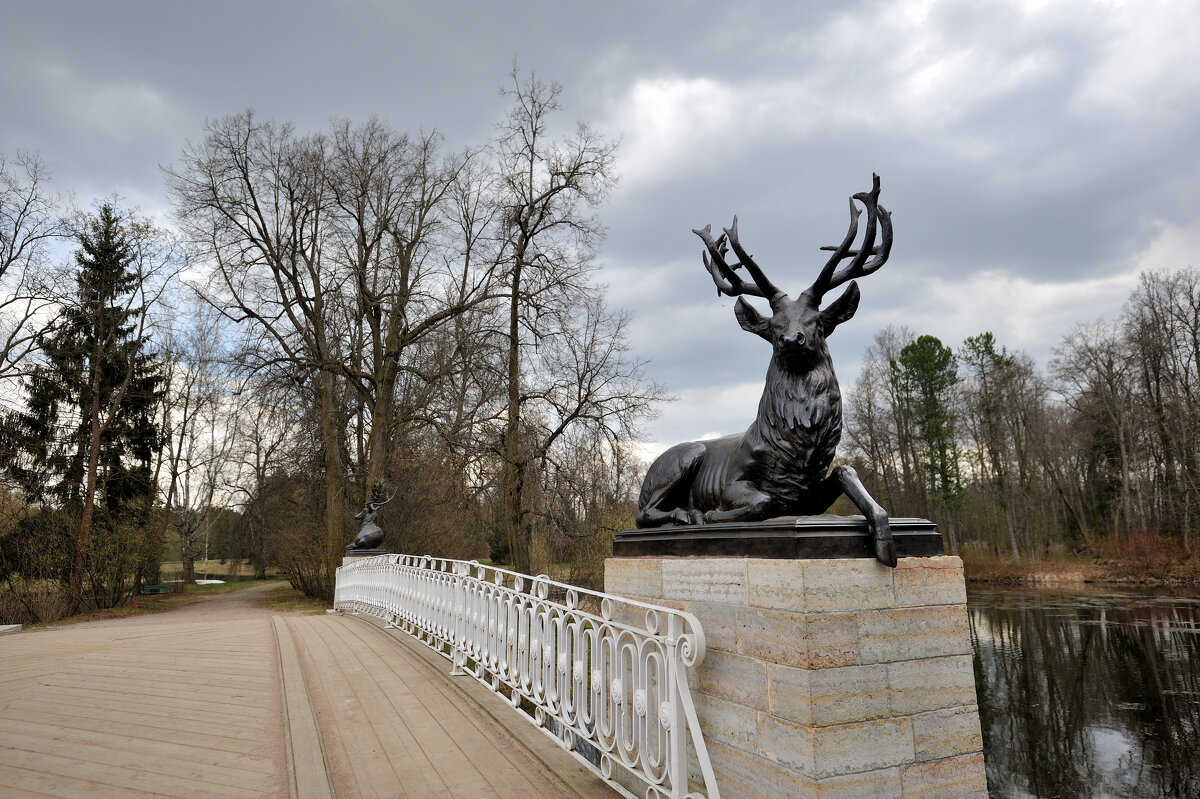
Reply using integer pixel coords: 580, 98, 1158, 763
348, 488, 397, 551
636, 174, 897, 566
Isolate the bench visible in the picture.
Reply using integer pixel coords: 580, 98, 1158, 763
141, 584, 172, 595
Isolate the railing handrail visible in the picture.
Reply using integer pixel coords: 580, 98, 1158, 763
335, 554, 719, 799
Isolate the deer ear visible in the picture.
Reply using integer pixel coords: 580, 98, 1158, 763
735, 297, 772, 341
820, 282, 860, 336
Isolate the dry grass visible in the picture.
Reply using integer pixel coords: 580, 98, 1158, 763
962, 534, 1200, 586
1091, 532, 1200, 584
24, 579, 272, 629
258, 583, 330, 614
158, 559, 280, 582
28, 593, 180, 629
962, 551, 1101, 585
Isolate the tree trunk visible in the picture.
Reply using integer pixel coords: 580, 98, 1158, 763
1117, 417, 1133, 539
1184, 496, 1191, 554
504, 459, 530, 573
249, 514, 267, 578
320, 370, 346, 592
182, 522, 196, 583
944, 506, 961, 557
364, 360, 398, 504
503, 253, 531, 573
1002, 501, 1021, 566
71, 382, 105, 614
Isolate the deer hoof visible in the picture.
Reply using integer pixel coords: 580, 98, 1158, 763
874, 534, 897, 568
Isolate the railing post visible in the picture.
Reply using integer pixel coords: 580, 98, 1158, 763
666, 614, 686, 799
450, 563, 466, 676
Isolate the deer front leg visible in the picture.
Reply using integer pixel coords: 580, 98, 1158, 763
834, 465, 896, 567
803, 466, 896, 567
704, 481, 773, 523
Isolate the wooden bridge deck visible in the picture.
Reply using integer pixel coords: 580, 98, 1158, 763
0, 582, 613, 799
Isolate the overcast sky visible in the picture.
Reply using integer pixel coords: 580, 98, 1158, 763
4, 0, 1199, 455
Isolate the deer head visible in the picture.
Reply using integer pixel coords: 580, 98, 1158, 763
694, 174, 891, 370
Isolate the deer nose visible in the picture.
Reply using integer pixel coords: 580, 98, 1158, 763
786, 332, 806, 347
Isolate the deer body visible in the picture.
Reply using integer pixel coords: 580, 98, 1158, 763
636, 176, 897, 566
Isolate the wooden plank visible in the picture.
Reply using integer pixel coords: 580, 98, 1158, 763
0, 591, 288, 799
290, 614, 446, 797
1, 704, 273, 756
14, 686, 271, 736
0, 745, 255, 799
294, 614, 599, 798
271, 616, 334, 799
0, 761, 179, 799
315, 617, 487, 795
339, 614, 618, 799
328, 617, 540, 796
0, 715, 277, 776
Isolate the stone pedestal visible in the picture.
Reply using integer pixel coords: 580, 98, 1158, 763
604, 554, 987, 799
342, 549, 387, 567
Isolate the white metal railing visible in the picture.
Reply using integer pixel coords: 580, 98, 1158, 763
334, 554, 719, 799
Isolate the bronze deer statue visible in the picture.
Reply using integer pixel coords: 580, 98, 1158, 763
348, 488, 397, 551
636, 174, 897, 566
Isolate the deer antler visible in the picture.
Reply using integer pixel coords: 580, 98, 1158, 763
808, 174, 892, 299
694, 217, 783, 301
369, 487, 398, 507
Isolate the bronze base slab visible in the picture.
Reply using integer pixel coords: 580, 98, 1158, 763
612, 514, 942, 559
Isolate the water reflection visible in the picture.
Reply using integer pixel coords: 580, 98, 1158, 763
969, 588, 1200, 798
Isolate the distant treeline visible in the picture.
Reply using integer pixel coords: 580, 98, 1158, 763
843, 267, 1200, 563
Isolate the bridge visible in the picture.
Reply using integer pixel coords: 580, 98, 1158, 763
0, 551, 987, 798
0, 580, 620, 798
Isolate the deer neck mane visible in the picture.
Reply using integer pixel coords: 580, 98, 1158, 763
756, 352, 839, 435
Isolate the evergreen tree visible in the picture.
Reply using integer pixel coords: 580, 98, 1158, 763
891, 334, 964, 552
1, 204, 164, 607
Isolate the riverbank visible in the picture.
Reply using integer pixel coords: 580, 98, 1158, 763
962, 543, 1200, 587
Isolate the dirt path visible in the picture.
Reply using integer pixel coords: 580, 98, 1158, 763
66, 580, 290, 629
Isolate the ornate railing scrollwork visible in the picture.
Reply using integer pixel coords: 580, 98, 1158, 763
335, 554, 720, 799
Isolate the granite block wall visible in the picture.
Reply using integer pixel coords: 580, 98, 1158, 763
604, 556, 988, 799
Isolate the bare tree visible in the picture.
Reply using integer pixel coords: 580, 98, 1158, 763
0, 151, 68, 383
843, 326, 921, 514
960, 333, 1025, 564
167, 112, 351, 594
1052, 320, 1141, 539
156, 296, 238, 583
168, 112, 512, 595
323, 120, 501, 504
1125, 268, 1200, 551
224, 375, 301, 579
493, 70, 631, 573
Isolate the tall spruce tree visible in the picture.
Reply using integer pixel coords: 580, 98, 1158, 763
891, 335, 964, 554
3, 204, 164, 608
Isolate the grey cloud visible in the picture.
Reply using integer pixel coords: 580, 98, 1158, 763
4, 0, 1199, 451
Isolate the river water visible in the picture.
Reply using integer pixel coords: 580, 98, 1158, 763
969, 586, 1200, 798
